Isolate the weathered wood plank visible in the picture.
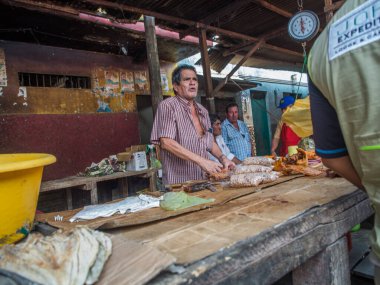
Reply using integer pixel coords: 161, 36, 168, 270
40, 169, 157, 208
40, 169, 156, 192
118, 177, 129, 198
149, 171, 157, 192
324, 0, 334, 22
293, 236, 350, 285
211, 39, 265, 97
144, 15, 162, 116
90, 181, 98, 205
198, 28, 215, 113
36, 175, 299, 230
150, 190, 372, 284
40, 176, 90, 192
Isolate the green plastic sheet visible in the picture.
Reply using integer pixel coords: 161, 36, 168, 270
160, 192, 215, 211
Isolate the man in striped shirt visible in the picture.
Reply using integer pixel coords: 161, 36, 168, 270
151, 64, 235, 185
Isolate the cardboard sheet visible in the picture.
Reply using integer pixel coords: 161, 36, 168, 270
36, 176, 300, 230
111, 177, 357, 264
98, 235, 175, 285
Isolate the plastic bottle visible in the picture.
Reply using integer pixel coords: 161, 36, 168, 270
147, 144, 161, 169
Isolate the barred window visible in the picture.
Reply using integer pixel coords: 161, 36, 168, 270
18, 73, 91, 89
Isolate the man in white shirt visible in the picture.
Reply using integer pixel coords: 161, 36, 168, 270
208, 114, 241, 164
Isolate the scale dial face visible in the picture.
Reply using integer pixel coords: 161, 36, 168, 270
288, 10, 320, 42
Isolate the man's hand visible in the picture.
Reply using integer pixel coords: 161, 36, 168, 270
220, 155, 236, 170
326, 168, 341, 178
198, 158, 224, 174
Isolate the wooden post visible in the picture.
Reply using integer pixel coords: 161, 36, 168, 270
118, 177, 129, 198
198, 28, 215, 113
149, 171, 157, 192
144, 15, 163, 117
65, 188, 73, 210
324, 0, 334, 22
90, 181, 98, 205
293, 236, 350, 285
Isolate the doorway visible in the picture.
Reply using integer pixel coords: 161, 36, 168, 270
250, 91, 271, 155
136, 95, 153, 144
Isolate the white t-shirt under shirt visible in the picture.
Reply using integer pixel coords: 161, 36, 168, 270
208, 135, 235, 162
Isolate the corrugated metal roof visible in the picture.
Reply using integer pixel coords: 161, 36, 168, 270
0, 0, 345, 71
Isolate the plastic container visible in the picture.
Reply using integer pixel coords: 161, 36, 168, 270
126, 151, 148, 171
0, 153, 56, 246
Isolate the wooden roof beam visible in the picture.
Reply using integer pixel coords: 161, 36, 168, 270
223, 41, 256, 57
250, 0, 293, 18
6, 0, 302, 61
3, 0, 196, 47
324, 0, 334, 22
324, 0, 345, 13
180, 0, 252, 39
324, 0, 345, 22
223, 26, 294, 57
211, 39, 265, 97
82, 0, 302, 59
2, 0, 79, 16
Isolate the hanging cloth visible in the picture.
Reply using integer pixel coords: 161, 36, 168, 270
281, 97, 313, 138
280, 123, 301, 156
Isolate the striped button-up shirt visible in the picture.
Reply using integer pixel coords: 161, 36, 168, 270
221, 119, 251, 161
150, 96, 213, 185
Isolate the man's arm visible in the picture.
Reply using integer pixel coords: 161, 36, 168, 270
209, 141, 236, 170
271, 137, 279, 156
309, 75, 364, 190
322, 156, 364, 190
232, 157, 242, 164
216, 136, 241, 165
160, 137, 224, 174
271, 120, 283, 156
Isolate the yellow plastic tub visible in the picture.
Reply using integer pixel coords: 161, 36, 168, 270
0, 153, 56, 246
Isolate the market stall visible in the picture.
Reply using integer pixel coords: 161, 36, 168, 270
29, 175, 371, 284
109, 176, 372, 284
0, 153, 373, 284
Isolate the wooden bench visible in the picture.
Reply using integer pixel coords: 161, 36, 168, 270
40, 168, 157, 210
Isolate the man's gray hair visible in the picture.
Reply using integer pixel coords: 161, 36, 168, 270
171, 64, 197, 86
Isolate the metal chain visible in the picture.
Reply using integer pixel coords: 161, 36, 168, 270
297, 0, 303, 11
295, 42, 307, 97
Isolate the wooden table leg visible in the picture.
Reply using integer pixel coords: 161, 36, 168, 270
90, 181, 98, 205
65, 188, 73, 210
118, 177, 129, 198
293, 235, 350, 285
149, 171, 157, 192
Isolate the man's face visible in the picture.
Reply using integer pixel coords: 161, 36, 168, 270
173, 69, 198, 101
212, 119, 222, 136
226, 106, 239, 124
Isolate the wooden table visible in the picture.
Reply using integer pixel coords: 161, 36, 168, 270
40, 168, 157, 209
110, 177, 373, 285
